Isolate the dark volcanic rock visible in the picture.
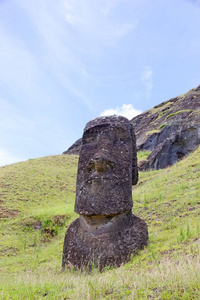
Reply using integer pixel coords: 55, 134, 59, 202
132, 85, 200, 170
64, 85, 200, 170
63, 212, 148, 270
143, 125, 200, 170
62, 116, 148, 270
62, 138, 82, 155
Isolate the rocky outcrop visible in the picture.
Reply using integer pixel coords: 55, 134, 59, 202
132, 85, 200, 169
63, 85, 200, 170
62, 138, 82, 155
142, 125, 200, 170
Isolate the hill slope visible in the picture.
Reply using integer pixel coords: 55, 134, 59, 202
1, 149, 200, 299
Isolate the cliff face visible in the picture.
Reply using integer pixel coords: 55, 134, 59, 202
132, 85, 200, 169
63, 85, 200, 170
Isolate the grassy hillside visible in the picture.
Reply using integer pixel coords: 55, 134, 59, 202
1, 149, 200, 299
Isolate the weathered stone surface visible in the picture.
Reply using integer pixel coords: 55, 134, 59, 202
63, 85, 200, 170
62, 212, 148, 270
62, 116, 148, 270
75, 116, 138, 216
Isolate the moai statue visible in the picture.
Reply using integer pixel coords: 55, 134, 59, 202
62, 116, 148, 270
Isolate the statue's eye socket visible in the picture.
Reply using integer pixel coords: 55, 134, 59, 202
114, 138, 127, 146
83, 136, 97, 144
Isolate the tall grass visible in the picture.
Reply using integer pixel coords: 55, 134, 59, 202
1, 256, 200, 299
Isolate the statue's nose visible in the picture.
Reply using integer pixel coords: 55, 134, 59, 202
93, 158, 107, 172
87, 156, 114, 173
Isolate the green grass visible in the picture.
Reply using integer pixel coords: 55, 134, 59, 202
137, 150, 151, 161
166, 109, 194, 119
148, 101, 174, 117
145, 129, 161, 135
158, 123, 167, 129
1, 148, 200, 299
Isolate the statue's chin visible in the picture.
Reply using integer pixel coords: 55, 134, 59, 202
79, 183, 125, 199
79, 210, 132, 234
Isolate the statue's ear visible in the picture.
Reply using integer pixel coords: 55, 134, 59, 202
131, 124, 138, 185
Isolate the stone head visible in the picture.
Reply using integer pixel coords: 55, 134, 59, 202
75, 115, 138, 215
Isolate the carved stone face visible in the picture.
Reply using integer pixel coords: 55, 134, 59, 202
75, 116, 138, 215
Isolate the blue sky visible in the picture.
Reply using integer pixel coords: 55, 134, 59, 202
0, 0, 200, 166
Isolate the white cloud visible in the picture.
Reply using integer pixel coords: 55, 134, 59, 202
0, 26, 41, 103
63, 0, 137, 45
100, 104, 142, 120
0, 148, 26, 167
9, 0, 148, 112
141, 66, 153, 80
12, 0, 96, 110
141, 66, 153, 98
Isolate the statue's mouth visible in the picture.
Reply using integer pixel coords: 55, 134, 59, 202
86, 173, 115, 184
